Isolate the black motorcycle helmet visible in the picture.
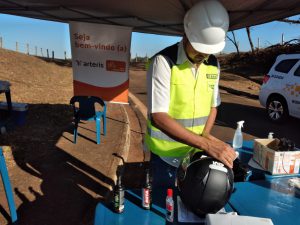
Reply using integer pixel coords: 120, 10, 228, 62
177, 150, 234, 216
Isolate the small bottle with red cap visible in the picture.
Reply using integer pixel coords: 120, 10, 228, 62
166, 188, 174, 222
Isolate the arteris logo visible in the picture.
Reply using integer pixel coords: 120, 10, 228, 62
75, 60, 104, 68
206, 74, 218, 79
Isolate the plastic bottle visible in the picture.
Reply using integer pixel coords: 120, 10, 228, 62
113, 173, 125, 213
268, 132, 274, 139
142, 168, 152, 209
232, 120, 245, 149
166, 188, 174, 222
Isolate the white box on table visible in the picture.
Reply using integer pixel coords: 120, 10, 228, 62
253, 138, 300, 175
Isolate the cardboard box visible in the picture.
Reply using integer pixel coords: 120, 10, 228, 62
253, 139, 300, 175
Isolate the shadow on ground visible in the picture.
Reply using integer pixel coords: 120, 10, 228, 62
0, 103, 116, 225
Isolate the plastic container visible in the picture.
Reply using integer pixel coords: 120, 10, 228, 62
166, 188, 174, 222
232, 121, 244, 149
0, 102, 28, 126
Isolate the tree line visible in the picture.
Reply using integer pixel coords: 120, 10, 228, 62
227, 17, 300, 56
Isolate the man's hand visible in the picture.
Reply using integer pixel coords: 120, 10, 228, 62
201, 107, 236, 168
150, 112, 236, 168
203, 139, 236, 168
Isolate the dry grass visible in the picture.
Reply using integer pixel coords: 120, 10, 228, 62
0, 48, 73, 104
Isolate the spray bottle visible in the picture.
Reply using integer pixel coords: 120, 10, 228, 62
232, 121, 245, 149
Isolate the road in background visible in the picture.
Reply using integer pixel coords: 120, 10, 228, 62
129, 68, 300, 147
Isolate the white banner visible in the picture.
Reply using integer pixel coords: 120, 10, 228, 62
69, 22, 132, 103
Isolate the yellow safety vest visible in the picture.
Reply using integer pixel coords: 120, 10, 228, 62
145, 45, 219, 157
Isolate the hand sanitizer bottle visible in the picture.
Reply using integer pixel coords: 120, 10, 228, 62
166, 189, 174, 222
232, 121, 244, 149
268, 132, 274, 139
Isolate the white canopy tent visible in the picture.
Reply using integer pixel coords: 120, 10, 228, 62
0, 0, 300, 36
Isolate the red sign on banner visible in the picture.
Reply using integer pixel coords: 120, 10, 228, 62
106, 60, 126, 72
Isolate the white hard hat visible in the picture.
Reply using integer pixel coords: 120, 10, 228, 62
184, 0, 229, 54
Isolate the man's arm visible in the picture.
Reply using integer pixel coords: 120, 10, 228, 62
202, 107, 217, 136
151, 112, 236, 168
202, 107, 224, 143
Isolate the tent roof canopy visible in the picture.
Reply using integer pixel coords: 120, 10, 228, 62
1, 0, 300, 36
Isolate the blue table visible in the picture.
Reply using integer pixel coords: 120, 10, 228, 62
95, 180, 299, 225
94, 141, 299, 225
94, 189, 234, 225
229, 178, 300, 225
94, 190, 167, 225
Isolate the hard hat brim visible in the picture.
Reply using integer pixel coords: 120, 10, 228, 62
190, 40, 225, 54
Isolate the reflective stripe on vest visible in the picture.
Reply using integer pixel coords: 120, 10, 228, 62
147, 116, 208, 142
146, 53, 219, 158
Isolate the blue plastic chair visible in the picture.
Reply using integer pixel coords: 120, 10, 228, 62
70, 96, 107, 144
0, 147, 18, 223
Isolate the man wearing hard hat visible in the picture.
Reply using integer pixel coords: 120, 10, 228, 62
145, 0, 236, 187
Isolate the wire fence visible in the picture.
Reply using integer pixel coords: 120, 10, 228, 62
0, 36, 69, 60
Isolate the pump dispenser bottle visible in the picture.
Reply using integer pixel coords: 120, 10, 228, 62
232, 121, 244, 149
268, 132, 274, 139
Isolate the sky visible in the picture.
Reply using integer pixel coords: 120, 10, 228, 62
0, 13, 299, 59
